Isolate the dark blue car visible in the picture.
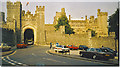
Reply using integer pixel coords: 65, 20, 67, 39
79, 45, 88, 50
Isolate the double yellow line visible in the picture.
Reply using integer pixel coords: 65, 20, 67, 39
2, 50, 17, 57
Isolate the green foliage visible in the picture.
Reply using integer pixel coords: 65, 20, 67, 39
108, 8, 119, 39
54, 15, 74, 34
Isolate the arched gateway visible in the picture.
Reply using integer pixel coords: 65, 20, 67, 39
21, 6, 45, 45
22, 26, 36, 45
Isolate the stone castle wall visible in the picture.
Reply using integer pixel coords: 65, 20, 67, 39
45, 29, 118, 50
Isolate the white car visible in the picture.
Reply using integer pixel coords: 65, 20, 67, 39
27, 40, 33, 45
54, 45, 70, 52
0, 43, 11, 51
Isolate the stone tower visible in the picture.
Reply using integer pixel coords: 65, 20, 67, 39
53, 8, 66, 24
7, 1, 22, 43
35, 6, 45, 45
97, 9, 108, 37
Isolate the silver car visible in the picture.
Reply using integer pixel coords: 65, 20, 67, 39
0, 43, 11, 51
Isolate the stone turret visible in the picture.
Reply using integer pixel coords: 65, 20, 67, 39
85, 15, 87, 20
53, 8, 66, 25
97, 9, 108, 37
61, 8, 65, 13
69, 15, 71, 20
35, 6, 45, 45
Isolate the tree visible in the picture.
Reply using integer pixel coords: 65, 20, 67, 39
108, 8, 119, 39
54, 15, 74, 34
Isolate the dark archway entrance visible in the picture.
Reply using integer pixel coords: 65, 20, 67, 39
24, 29, 34, 45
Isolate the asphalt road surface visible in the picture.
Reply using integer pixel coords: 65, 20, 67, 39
2, 45, 116, 66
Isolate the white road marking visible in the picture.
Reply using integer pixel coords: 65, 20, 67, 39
2, 56, 27, 66
18, 63, 22, 64
2, 58, 16, 65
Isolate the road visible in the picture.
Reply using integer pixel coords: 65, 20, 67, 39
2, 45, 117, 66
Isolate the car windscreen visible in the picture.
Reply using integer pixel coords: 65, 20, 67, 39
80, 45, 87, 47
96, 48, 102, 52
68, 45, 72, 46
106, 48, 114, 52
3, 43, 7, 46
83, 45, 87, 47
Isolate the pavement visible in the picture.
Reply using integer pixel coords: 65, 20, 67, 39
48, 49, 119, 65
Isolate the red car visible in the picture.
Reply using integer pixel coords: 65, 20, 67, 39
67, 45, 78, 50
17, 43, 28, 48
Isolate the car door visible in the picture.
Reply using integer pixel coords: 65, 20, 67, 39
88, 48, 95, 58
84, 48, 92, 57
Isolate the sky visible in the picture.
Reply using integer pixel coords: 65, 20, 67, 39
0, 0, 119, 24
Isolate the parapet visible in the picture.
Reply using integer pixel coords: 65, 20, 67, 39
36, 6, 45, 11
22, 10, 34, 18
69, 15, 71, 20
7, 1, 13, 5
7, 1, 21, 5
85, 15, 87, 20
97, 9, 108, 16
97, 9, 101, 13
22, 10, 25, 14
90, 16, 94, 19
61, 8, 65, 13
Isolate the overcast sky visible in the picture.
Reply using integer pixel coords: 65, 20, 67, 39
0, 0, 119, 24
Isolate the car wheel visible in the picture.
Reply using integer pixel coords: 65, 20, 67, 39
93, 55, 97, 59
9, 48, 11, 50
17, 47, 19, 49
80, 53, 83, 57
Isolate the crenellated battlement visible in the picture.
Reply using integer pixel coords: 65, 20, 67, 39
22, 10, 34, 19
90, 16, 94, 19
97, 9, 108, 16
7, 1, 21, 9
36, 6, 45, 11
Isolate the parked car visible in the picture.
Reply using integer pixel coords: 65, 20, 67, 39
79, 45, 88, 50
17, 43, 28, 48
79, 48, 114, 60
54, 45, 70, 53
67, 45, 78, 50
27, 40, 34, 45
0, 43, 11, 51
100, 47, 117, 56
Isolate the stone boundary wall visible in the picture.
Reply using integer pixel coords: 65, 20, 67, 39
46, 30, 118, 51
